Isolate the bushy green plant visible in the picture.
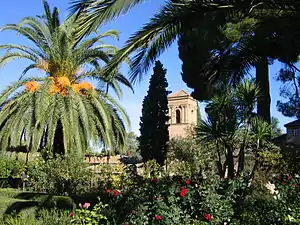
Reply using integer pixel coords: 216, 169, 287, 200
71, 201, 109, 225
236, 194, 285, 225
96, 164, 127, 190
273, 175, 300, 224
98, 173, 235, 225
27, 155, 94, 195
0, 154, 26, 178
232, 174, 300, 224
167, 138, 214, 177
0, 209, 71, 225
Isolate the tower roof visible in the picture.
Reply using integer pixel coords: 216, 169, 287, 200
168, 90, 190, 98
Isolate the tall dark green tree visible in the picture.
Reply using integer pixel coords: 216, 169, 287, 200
139, 61, 169, 166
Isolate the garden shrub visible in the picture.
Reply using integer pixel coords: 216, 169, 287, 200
71, 201, 109, 225
167, 138, 215, 177
97, 164, 127, 190
0, 154, 26, 178
0, 188, 22, 198
27, 155, 95, 195
89, 171, 236, 225
0, 209, 71, 225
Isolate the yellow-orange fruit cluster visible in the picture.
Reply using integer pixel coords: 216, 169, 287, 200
56, 77, 71, 87
25, 81, 40, 92
71, 82, 94, 93
49, 76, 71, 96
48, 76, 94, 96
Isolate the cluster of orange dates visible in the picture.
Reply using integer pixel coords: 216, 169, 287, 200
24, 76, 94, 96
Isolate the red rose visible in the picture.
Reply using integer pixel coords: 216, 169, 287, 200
287, 175, 292, 180
106, 189, 111, 193
69, 211, 75, 217
124, 223, 129, 225
113, 189, 120, 196
151, 178, 158, 183
203, 213, 213, 222
292, 183, 297, 188
185, 179, 191, 185
155, 215, 163, 220
179, 187, 188, 197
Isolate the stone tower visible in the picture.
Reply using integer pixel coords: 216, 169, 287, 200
168, 90, 198, 139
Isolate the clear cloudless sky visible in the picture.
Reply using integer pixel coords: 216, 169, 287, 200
0, 0, 295, 135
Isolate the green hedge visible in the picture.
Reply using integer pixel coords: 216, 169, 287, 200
0, 188, 75, 215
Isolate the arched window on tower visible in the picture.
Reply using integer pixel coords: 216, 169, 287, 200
176, 109, 181, 124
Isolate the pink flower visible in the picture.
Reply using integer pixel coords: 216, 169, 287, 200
287, 175, 292, 180
203, 213, 213, 222
155, 215, 163, 220
292, 183, 297, 188
69, 211, 75, 217
106, 189, 111, 193
124, 223, 129, 225
185, 179, 191, 185
113, 189, 120, 196
82, 202, 90, 209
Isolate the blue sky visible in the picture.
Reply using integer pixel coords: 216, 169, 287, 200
0, 0, 295, 134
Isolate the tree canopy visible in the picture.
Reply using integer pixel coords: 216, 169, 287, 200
0, 0, 131, 156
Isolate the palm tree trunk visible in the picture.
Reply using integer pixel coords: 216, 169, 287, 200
53, 120, 64, 157
238, 121, 250, 175
256, 57, 271, 124
248, 139, 261, 187
26, 151, 29, 165
225, 144, 235, 179
216, 145, 223, 177
237, 148, 245, 175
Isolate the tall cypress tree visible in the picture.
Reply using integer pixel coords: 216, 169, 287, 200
139, 61, 169, 166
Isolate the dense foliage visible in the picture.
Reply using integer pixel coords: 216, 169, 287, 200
139, 61, 169, 166
27, 155, 94, 195
277, 67, 300, 118
71, 0, 300, 124
0, 154, 26, 178
1, 1, 300, 225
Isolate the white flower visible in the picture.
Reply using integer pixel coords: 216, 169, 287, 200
265, 182, 276, 194
287, 215, 295, 222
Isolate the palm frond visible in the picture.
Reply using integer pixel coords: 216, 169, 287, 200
69, 0, 146, 36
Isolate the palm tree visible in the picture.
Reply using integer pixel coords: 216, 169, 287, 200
197, 80, 271, 179
70, 0, 300, 124
0, 1, 131, 156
